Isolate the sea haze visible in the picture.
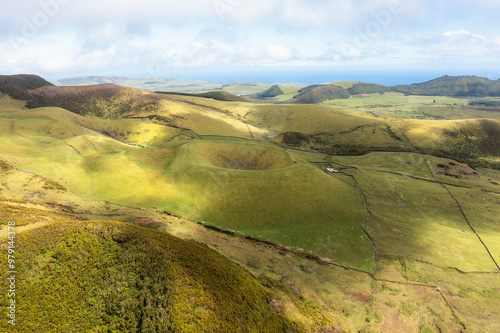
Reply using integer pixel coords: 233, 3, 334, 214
147, 67, 500, 85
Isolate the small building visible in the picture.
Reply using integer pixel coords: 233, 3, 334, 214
326, 167, 339, 173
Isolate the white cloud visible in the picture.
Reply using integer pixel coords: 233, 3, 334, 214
0, 0, 432, 36
1, 0, 500, 77
318, 44, 397, 62
420, 30, 500, 57
265, 44, 297, 61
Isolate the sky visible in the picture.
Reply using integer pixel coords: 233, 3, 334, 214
1, 0, 500, 84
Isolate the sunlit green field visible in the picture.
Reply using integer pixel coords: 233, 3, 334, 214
321, 92, 500, 120
0, 108, 374, 270
1, 82, 500, 332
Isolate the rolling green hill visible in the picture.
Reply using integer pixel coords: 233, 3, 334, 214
257, 84, 284, 98
291, 85, 350, 104
347, 82, 391, 95
0, 109, 373, 269
392, 75, 500, 97
1, 74, 500, 332
158, 90, 249, 102
9, 82, 267, 139
195, 90, 249, 102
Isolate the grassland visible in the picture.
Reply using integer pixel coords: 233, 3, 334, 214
1, 145, 499, 331
1, 76, 500, 332
0, 108, 374, 269
322, 92, 500, 121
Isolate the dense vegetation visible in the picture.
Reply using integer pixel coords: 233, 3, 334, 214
441, 119, 500, 162
0, 221, 338, 332
195, 90, 249, 102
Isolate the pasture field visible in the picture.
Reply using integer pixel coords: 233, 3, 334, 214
425, 155, 500, 191
446, 186, 500, 263
1, 79, 500, 332
331, 151, 499, 271
322, 92, 500, 120
332, 151, 434, 180
349, 169, 497, 271
1, 135, 499, 332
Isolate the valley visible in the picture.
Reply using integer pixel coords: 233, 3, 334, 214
0, 74, 499, 332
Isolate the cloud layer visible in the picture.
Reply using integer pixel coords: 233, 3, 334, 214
1, 0, 499, 78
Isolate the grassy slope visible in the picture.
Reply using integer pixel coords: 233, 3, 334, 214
350, 170, 497, 271
329, 81, 359, 89
245, 104, 408, 152
1, 80, 500, 331
83, 138, 374, 270
0, 109, 373, 270
0, 149, 498, 332
392, 75, 500, 97
0, 93, 26, 111
26, 84, 269, 140
289, 85, 350, 104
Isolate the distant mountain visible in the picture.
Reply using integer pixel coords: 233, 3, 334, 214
51, 76, 227, 93
195, 90, 249, 102
287, 76, 500, 104
392, 75, 500, 97
257, 85, 284, 98
158, 90, 249, 102
50, 76, 134, 86
291, 85, 350, 104
347, 82, 391, 95
0, 74, 53, 100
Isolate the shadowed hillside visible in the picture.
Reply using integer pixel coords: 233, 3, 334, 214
0, 74, 53, 100
158, 90, 249, 102
26, 84, 145, 118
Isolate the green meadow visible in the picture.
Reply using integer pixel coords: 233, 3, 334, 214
0, 109, 373, 270
321, 92, 500, 121
1, 77, 499, 332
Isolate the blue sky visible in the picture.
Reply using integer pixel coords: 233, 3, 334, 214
1, 0, 499, 84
